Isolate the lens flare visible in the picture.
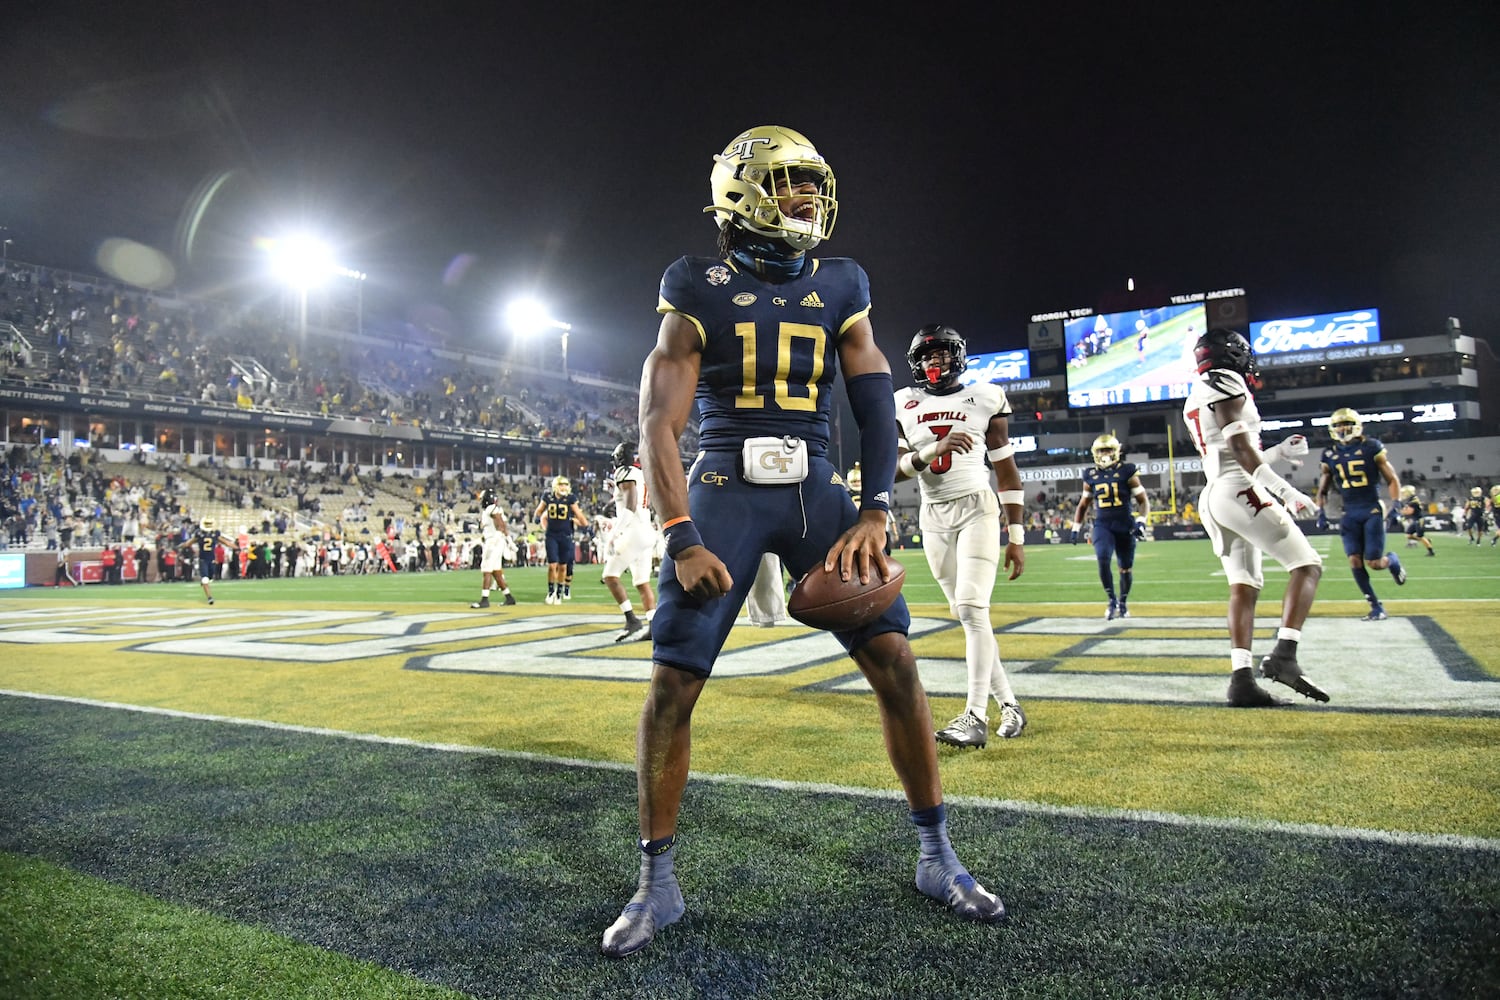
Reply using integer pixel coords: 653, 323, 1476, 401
95, 238, 176, 290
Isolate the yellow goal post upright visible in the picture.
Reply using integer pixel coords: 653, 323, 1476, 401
1145, 413, 1187, 523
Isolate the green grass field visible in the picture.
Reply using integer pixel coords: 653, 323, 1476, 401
2, 532, 1498, 998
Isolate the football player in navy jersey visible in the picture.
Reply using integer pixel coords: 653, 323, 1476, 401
533, 475, 588, 604
1070, 433, 1151, 620
1462, 486, 1486, 545
601, 125, 1005, 959
1314, 408, 1406, 621
1398, 485, 1436, 557
190, 517, 222, 605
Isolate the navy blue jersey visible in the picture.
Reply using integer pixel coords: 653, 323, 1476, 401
657, 255, 872, 453
541, 492, 579, 536
1400, 500, 1426, 537
1320, 437, 1388, 511
651, 253, 903, 677
1082, 462, 1139, 527
189, 528, 221, 562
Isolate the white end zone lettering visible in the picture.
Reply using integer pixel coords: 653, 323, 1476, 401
1, 607, 1490, 712
820, 616, 1497, 713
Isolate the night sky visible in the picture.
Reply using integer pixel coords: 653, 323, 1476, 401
2, 3, 1496, 380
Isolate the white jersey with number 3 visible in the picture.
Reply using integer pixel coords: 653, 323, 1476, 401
895, 382, 1011, 503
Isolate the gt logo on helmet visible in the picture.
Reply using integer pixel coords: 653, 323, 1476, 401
705, 125, 838, 251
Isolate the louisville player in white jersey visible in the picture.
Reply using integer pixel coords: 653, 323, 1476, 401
602, 443, 657, 641
1183, 328, 1326, 707
470, 488, 517, 608
896, 324, 1027, 747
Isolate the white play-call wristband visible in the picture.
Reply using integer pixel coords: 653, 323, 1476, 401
1250, 461, 1291, 499
1007, 524, 1026, 546
997, 489, 1025, 505
1221, 420, 1250, 440
917, 440, 940, 464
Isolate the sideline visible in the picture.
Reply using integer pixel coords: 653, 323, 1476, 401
7, 687, 1498, 854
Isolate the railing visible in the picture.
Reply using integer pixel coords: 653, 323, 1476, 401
2, 321, 33, 353
227, 355, 277, 394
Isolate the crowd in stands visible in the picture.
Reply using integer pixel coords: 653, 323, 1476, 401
0, 441, 633, 580
0, 261, 641, 448
2, 261, 1492, 575
4, 433, 1493, 585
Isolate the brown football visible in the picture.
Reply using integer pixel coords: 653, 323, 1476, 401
787, 558, 906, 631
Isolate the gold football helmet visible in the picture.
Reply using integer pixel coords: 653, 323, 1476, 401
1399, 484, 1417, 502
200, 517, 215, 531
1491, 485, 1500, 500
1091, 433, 1121, 469
552, 475, 571, 498
706, 125, 838, 251
1473, 486, 1484, 499
1329, 407, 1362, 443
845, 463, 862, 499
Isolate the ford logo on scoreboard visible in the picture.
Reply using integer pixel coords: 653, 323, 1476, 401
1250, 308, 1380, 355
961, 349, 1031, 385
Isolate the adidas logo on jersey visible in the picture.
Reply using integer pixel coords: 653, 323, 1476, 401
872, 490, 890, 505
800, 291, 825, 308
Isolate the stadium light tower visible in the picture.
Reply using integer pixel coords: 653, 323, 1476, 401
262, 233, 366, 338
504, 296, 573, 377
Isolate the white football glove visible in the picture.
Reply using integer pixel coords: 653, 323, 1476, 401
1251, 462, 1316, 518
1261, 434, 1309, 467
1282, 488, 1319, 517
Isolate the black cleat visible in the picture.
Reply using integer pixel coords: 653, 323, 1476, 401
1258, 653, 1330, 703
1227, 667, 1288, 707
470, 597, 490, 609
503, 593, 517, 605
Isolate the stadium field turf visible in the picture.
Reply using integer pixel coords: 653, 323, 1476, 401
2, 534, 1498, 998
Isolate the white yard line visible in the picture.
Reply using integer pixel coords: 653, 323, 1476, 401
6, 688, 1497, 854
